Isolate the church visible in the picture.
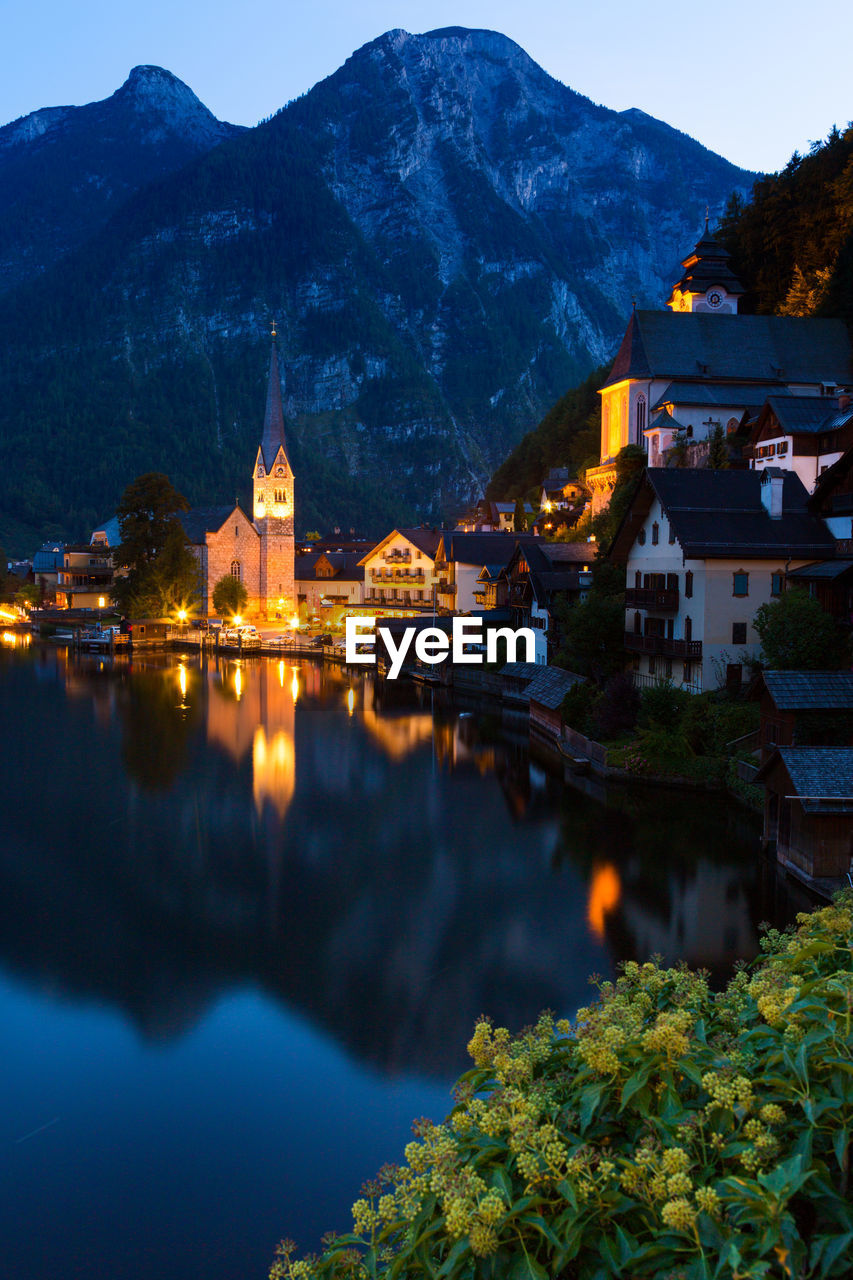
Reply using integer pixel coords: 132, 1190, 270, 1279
586, 224, 853, 512
170, 334, 296, 619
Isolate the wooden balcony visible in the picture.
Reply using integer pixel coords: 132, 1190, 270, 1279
625, 587, 679, 611
625, 632, 702, 658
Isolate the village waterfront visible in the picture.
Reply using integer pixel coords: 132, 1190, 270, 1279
0, 643, 807, 1280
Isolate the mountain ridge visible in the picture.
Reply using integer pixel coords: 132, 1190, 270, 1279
0, 28, 756, 553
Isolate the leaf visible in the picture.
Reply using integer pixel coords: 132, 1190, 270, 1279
518, 1214, 561, 1251
437, 1238, 470, 1279
832, 1126, 850, 1172
579, 1081, 605, 1133
490, 1167, 514, 1203
510, 1256, 549, 1280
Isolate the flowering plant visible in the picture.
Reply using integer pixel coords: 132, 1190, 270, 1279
274, 896, 853, 1280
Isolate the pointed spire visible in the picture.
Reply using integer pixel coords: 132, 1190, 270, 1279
261, 332, 288, 468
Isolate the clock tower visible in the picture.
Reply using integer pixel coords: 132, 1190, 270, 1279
666, 217, 745, 315
254, 332, 295, 619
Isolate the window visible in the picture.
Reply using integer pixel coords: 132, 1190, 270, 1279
652, 522, 659, 545
684, 616, 692, 642
683, 661, 692, 684
685, 571, 693, 598
665, 657, 673, 679
235, 526, 239, 537
638, 529, 646, 546
633, 611, 642, 634
732, 622, 747, 645
733, 572, 749, 597
230, 560, 242, 581
666, 573, 678, 592
771, 572, 784, 597
636, 395, 646, 436
635, 570, 642, 588
649, 656, 656, 675
669, 525, 676, 545
777, 441, 788, 456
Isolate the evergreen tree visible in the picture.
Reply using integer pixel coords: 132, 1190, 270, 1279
212, 574, 249, 618
707, 424, 729, 470
113, 473, 198, 617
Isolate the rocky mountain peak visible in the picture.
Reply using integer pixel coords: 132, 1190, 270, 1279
113, 65, 235, 145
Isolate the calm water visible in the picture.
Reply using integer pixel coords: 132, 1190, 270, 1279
0, 643, 801, 1280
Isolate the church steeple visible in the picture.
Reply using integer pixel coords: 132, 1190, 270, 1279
253, 330, 296, 620
667, 222, 745, 314
260, 333, 290, 471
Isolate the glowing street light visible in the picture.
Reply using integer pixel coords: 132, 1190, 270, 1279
233, 614, 242, 628
98, 596, 106, 608
289, 614, 300, 630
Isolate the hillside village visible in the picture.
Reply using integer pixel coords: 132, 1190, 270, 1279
6, 221, 853, 896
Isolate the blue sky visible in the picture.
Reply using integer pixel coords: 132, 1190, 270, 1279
3, 0, 851, 173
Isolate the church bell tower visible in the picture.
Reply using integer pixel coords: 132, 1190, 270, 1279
253, 329, 295, 619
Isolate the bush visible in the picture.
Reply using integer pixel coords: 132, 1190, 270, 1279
593, 672, 639, 741
275, 896, 853, 1280
638, 681, 692, 731
560, 681, 600, 737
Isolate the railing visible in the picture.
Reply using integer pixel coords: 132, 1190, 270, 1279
370, 571, 426, 584
625, 587, 679, 611
632, 670, 703, 694
383, 551, 411, 563
438, 581, 456, 595
625, 632, 702, 658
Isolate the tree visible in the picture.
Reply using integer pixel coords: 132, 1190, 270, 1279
513, 498, 528, 532
112, 473, 199, 616
706, 424, 729, 470
553, 592, 626, 684
212, 574, 248, 618
754, 587, 850, 670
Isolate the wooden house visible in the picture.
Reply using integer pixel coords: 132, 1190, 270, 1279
756, 747, 853, 881
753, 670, 853, 763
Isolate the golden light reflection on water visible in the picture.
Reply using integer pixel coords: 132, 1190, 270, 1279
587, 863, 621, 939
1, 630, 30, 647
252, 727, 295, 819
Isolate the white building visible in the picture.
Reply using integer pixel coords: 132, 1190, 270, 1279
359, 528, 442, 617
610, 468, 836, 693
748, 395, 853, 492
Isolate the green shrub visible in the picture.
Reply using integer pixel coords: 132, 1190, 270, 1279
638, 681, 692, 732
560, 682, 600, 737
275, 896, 853, 1280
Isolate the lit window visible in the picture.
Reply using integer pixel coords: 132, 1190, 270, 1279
230, 561, 242, 581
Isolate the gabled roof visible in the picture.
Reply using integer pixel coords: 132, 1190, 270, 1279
646, 408, 688, 435
610, 468, 836, 562
527, 666, 584, 709
295, 551, 364, 582
359, 528, 442, 564
260, 341, 291, 471
757, 747, 853, 812
757, 670, 853, 711
602, 312, 852, 392
529, 569, 587, 598
755, 396, 853, 437
178, 506, 243, 544
438, 532, 538, 566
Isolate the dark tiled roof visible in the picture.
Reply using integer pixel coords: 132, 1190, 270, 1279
760, 670, 853, 711
440, 532, 538, 565
178, 506, 240, 544
500, 662, 542, 684
529, 569, 586, 597
295, 551, 364, 582
648, 407, 688, 433
260, 341, 290, 470
528, 666, 583, 709
394, 528, 442, 556
762, 396, 853, 435
540, 542, 595, 563
774, 747, 853, 812
788, 560, 853, 582
652, 382, 787, 411
645, 469, 835, 559
603, 312, 852, 391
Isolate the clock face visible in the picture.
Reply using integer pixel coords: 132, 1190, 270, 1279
275, 465, 285, 476
706, 289, 723, 309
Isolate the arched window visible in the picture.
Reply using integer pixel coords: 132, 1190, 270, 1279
652, 522, 659, 545
230, 561, 242, 581
636, 394, 646, 437
685, 571, 693, 598
684, 616, 692, 642
635, 570, 641, 588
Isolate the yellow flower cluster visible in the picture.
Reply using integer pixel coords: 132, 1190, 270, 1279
640, 1009, 693, 1061
701, 1071, 753, 1113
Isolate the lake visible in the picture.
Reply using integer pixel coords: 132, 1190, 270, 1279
0, 642, 803, 1279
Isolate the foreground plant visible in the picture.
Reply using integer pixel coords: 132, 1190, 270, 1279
273, 896, 853, 1280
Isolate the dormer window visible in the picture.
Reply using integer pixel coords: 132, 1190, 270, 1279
257, 465, 265, 478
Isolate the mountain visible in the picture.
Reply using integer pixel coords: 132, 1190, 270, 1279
0, 65, 243, 293
0, 29, 755, 553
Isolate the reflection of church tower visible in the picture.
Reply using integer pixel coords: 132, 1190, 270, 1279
253, 331, 295, 618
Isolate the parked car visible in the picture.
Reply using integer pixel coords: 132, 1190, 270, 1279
222, 625, 261, 648
311, 633, 333, 647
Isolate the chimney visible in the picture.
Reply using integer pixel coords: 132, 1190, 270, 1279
760, 469, 784, 520
839, 392, 851, 412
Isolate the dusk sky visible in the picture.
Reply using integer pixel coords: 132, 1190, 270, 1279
2, 0, 851, 174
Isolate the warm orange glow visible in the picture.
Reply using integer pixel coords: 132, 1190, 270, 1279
252, 727, 295, 819
0, 609, 18, 622
278, 659, 285, 687
233, 614, 242, 627
347, 688, 355, 716
234, 666, 243, 700
98, 596, 106, 608
178, 608, 187, 622
587, 863, 621, 939
289, 614, 300, 630
178, 664, 188, 701
291, 669, 299, 703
